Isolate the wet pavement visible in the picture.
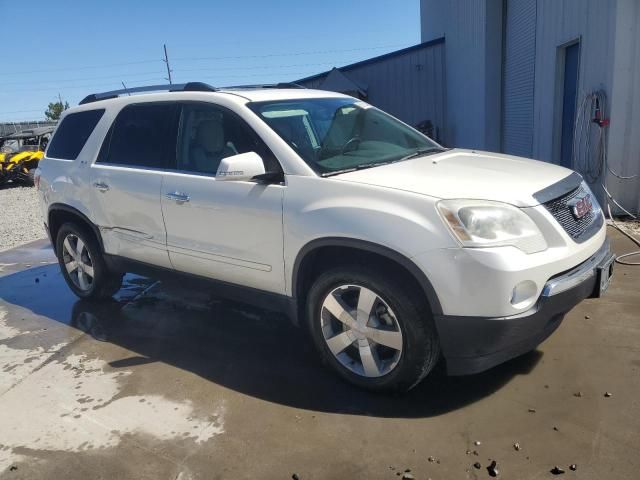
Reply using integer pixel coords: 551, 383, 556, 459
0, 228, 639, 479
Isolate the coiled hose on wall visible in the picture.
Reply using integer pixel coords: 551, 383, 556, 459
572, 90, 640, 265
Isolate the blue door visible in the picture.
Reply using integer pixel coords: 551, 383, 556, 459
560, 42, 580, 168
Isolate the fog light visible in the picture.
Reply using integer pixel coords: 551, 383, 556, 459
511, 280, 538, 308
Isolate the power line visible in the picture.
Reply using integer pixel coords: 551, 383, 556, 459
173, 43, 409, 62
1, 43, 409, 77
0, 77, 167, 95
1, 59, 161, 77
0, 58, 362, 87
0, 70, 164, 87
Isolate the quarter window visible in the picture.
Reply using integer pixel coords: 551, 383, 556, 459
99, 103, 178, 169
47, 109, 105, 160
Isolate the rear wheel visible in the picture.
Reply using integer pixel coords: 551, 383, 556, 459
55, 223, 122, 300
306, 265, 440, 392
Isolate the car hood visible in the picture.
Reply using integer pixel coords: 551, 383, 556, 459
332, 149, 576, 207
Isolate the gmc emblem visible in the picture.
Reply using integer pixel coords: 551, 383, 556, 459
568, 193, 593, 219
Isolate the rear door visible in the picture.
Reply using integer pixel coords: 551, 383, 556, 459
161, 101, 285, 294
90, 102, 178, 268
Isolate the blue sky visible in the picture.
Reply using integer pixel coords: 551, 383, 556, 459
0, 0, 420, 122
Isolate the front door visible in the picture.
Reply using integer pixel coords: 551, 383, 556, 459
560, 41, 580, 168
90, 102, 178, 268
161, 102, 285, 294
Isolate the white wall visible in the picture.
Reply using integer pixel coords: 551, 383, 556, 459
608, 0, 640, 213
420, 0, 503, 150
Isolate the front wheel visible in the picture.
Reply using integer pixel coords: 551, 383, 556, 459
306, 265, 440, 392
55, 223, 123, 300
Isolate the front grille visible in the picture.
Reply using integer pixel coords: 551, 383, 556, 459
543, 185, 597, 240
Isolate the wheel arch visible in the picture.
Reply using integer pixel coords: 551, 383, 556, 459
291, 237, 443, 319
48, 203, 104, 256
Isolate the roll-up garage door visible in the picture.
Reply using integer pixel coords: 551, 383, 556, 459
502, 0, 537, 158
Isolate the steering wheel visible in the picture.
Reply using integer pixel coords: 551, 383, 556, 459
341, 136, 362, 154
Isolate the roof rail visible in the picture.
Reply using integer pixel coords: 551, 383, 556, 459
78, 82, 217, 105
221, 82, 306, 90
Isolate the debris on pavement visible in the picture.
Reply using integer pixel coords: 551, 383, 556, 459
427, 456, 436, 463
550, 466, 565, 475
573, 391, 583, 397
473, 462, 481, 469
604, 392, 613, 397
513, 442, 521, 451
402, 473, 415, 480
528, 408, 537, 413
585, 315, 590, 319
569, 464, 577, 471
486, 460, 499, 477
292, 474, 300, 480
474, 440, 482, 446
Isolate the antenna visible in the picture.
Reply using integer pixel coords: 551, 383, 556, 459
121, 81, 131, 95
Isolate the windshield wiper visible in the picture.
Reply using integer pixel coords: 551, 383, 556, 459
321, 161, 392, 177
399, 147, 447, 162
320, 148, 446, 178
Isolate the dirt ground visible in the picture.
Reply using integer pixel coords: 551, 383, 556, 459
0, 227, 639, 480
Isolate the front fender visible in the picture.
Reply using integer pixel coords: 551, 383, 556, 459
283, 175, 457, 298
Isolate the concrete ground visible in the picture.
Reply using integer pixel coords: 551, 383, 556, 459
0, 228, 638, 480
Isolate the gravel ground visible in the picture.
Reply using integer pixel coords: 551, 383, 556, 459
0, 184, 46, 252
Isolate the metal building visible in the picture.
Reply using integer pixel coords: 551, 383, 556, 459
296, 39, 447, 143
421, 0, 640, 214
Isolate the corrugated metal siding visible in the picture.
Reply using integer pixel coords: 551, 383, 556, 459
532, 0, 616, 163
608, 0, 640, 214
502, 0, 537, 157
297, 42, 447, 143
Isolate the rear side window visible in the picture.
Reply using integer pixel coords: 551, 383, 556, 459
46, 109, 105, 160
98, 103, 178, 169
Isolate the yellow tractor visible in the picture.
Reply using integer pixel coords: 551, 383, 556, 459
0, 126, 54, 186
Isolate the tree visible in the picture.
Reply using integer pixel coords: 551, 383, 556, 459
44, 99, 70, 121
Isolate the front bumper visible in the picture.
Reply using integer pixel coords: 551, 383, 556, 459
435, 239, 615, 375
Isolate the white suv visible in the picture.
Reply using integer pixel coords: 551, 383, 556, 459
37, 83, 614, 391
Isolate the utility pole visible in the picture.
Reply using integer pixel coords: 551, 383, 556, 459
163, 44, 173, 84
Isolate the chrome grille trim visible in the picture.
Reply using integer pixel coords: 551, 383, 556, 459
542, 184, 603, 243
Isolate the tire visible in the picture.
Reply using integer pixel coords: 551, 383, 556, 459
26, 168, 36, 186
55, 222, 123, 300
306, 265, 440, 392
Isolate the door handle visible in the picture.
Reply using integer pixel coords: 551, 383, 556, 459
93, 181, 109, 192
165, 191, 190, 203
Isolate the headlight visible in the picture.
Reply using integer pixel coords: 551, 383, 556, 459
437, 200, 547, 253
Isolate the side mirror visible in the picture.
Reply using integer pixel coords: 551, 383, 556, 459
216, 152, 265, 182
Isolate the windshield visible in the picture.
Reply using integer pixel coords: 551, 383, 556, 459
248, 98, 443, 175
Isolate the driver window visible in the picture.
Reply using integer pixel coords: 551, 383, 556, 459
177, 103, 280, 175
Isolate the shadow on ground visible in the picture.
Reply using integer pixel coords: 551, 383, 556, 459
0, 261, 542, 419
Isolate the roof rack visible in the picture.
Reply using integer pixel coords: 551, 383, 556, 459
79, 82, 217, 105
221, 82, 306, 90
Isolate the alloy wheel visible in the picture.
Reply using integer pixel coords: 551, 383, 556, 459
62, 234, 95, 292
320, 284, 403, 378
